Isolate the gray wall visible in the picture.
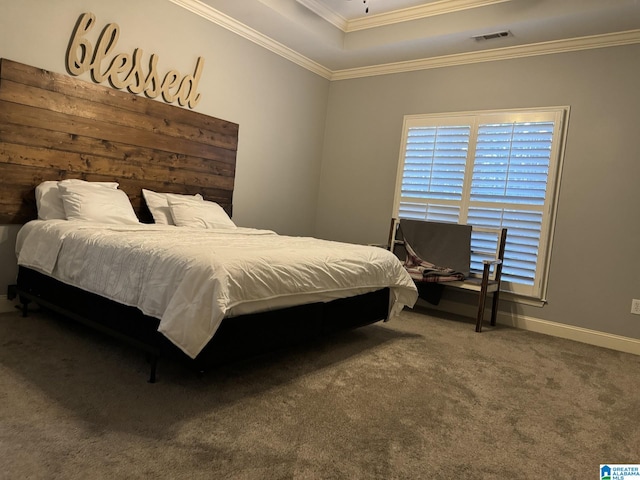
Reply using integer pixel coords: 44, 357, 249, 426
1, 1, 638, 341
316, 45, 640, 339
0, 0, 330, 293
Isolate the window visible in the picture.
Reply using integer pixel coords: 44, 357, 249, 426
393, 107, 569, 301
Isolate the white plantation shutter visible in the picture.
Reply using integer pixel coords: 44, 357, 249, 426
402, 126, 469, 201
393, 108, 568, 300
398, 118, 474, 223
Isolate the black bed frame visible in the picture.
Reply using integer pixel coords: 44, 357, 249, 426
9, 267, 390, 382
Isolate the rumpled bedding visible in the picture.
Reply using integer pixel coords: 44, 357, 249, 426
16, 221, 418, 358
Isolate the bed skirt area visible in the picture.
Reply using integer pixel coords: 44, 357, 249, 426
12, 267, 390, 382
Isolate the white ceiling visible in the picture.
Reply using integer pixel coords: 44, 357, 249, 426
177, 0, 640, 78
307, 0, 441, 20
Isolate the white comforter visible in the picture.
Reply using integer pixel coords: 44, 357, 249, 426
16, 221, 418, 358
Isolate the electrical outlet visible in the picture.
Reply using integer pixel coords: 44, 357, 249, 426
632, 299, 640, 315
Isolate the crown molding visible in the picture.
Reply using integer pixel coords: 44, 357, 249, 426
169, 1, 640, 82
168, 0, 333, 79
346, 0, 511, 32
295, 0, 348, 31
331, 29, 640, 80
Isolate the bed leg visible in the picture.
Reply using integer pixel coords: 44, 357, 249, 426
7, 284, 17, 300
19, 297, 31, 318
8, 285, 30, 317
147, 354, 158, 383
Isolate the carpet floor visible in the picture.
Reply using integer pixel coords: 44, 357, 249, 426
1, 306, 639, 479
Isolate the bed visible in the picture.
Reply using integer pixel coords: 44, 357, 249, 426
1, 59, 418, 380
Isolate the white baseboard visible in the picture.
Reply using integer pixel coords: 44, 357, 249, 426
497, 311, 640, 356
416, 299, 640, 356
0, 294, 17, 314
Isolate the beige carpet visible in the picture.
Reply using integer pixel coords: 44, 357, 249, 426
1, 306, 639, 479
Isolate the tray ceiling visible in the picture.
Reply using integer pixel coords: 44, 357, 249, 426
172, 0, 640, 78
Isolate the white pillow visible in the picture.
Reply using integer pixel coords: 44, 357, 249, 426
58, 182, 140, 225
142, 189, 204, 225
168, 196, 235, 229
35, 180, 118, 220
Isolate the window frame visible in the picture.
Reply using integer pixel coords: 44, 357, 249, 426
392, 106, 570, 302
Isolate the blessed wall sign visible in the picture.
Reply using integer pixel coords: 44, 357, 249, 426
66, 12, 203, 109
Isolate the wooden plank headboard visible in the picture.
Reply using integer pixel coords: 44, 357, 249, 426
0, 58, 238, 224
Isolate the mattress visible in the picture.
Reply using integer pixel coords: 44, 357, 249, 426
16, 220, 418, 358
